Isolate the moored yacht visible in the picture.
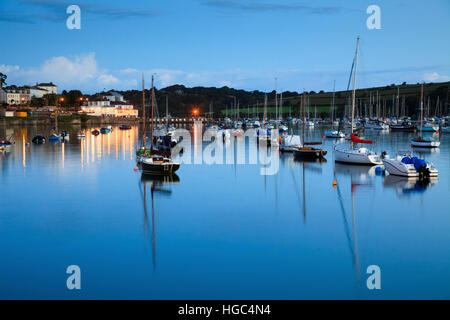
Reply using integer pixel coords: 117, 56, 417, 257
383, 150, 438, 178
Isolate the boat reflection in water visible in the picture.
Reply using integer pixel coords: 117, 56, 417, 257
333, 162, 375, 285
383, 175, 438, 196
334, 162, 378, 183
139, 173, 180, 270
290, 157, 327, 223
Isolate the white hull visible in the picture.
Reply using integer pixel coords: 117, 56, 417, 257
410, 140, 440, 148
325, 130, 345, 138
383, 159, 419, 177
334, 147, 382, 165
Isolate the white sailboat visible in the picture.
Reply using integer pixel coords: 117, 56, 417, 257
334, 37, 383, 166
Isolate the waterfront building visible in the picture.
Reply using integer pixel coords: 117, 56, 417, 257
5, 86, 30, 105
30, 86, 49, 98
80, 99, 138, 118
36, 82, 58, 95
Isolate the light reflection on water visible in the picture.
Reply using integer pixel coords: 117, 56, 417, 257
0, 124, 449, 299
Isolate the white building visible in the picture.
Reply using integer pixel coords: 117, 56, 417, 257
5, 86, 30, 105
30, 86, 49, 98
36, 82, 58, 95
80, 100, 138, 118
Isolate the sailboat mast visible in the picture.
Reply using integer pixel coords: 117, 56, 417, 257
263, 93, 267, 124
150, 75, 155, 151
420, 84, 424, 138
142, 74, 146, 148
351, 37, 360, 135
331, 80, 336, 124
302, 92, 306, 145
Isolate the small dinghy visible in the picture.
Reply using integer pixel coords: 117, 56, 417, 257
92, 129, 100, 136
325, 130, 345, 138
77, 133, 86, 138
32, 136, 46, 144
48, 133, 60, 142
100, 127, 111, 134
0, 139, 13, 147
119, 124, 131, 130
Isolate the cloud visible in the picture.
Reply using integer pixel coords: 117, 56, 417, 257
200, 0, 347, 14
2, 0, 161, 24
1, 53, 127, 92
0, 65, 20, 73
423, 72, 450, 82
98, 74, 119, 86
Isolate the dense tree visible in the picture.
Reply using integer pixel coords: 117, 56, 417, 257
0, 72, 6, 87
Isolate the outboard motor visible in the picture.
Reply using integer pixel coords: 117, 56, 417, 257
412, 157, 430, 179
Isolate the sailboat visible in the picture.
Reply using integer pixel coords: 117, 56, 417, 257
334, 37, 383, 165
410, 84, 441, 148
258, 93, 271, 145
293, 92, 327, 159
325, 80, 345, 138
138, 75, 180, 175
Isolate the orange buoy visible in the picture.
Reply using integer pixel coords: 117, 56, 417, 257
332, 180, 337, 188
133, 166, 138, 172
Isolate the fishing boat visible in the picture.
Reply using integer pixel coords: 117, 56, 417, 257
293, 92, 327, 159
334, 37, 383, 166
32, 135, 46, 144
410, 85, 441, 148
383, 150, 438, 178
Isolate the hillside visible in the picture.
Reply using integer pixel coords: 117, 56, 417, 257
116, 81, 450, 119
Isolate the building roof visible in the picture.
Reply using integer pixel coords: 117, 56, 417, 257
37, 82, 57, 87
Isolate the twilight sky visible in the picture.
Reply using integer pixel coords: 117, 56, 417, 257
1, 0, 449, 93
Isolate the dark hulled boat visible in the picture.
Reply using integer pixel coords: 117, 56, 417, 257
140, 155, 180, 175
294, 146, 327, 159
294, 92, 327, 160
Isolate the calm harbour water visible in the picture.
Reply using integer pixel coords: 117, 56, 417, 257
0, 124, 449, 299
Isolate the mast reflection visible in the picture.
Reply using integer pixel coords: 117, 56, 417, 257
139, 173, 180, 271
